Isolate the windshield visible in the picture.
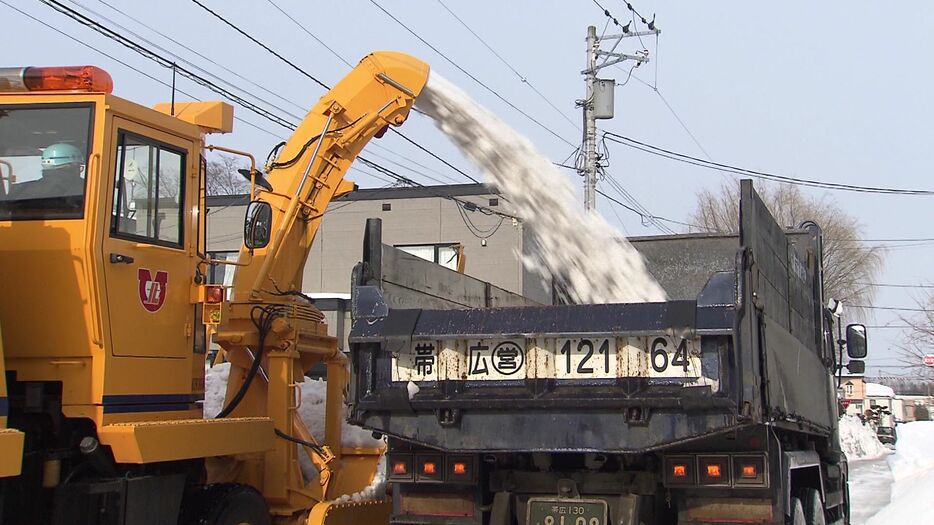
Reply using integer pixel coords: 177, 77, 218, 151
0, 104, 93, 220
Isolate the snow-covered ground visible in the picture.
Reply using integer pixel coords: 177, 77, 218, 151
862, 421, 934, 524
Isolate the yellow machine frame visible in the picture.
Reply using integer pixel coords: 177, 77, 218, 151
0, 52, 429, 524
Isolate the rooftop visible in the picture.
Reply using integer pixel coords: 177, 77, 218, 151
205, 183, 495, 207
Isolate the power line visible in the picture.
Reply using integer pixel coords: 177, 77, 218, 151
41, 0, 299, 130
367, 0, 577, 148
858, 282, 934, 289
601, 174, 676, 234
188, 0, 482, 186
41, 0, 497, 216
595, 188, 709, 232
188, 0, 330, 90
261, 0, 353, 69
841, 237, 934, 243
3, 0, 283, 141
93, 0, 307, 114
602, 132, 934, 196
850, 305, 934, 313
68, 0, 305, 122
434, 0, 579, 132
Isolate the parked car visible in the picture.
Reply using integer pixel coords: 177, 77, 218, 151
877, 426, 898, 445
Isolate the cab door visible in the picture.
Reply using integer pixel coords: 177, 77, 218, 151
101, 117, 195, 358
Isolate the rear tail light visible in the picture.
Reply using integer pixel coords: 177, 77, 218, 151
0, 66, 113, 93
388, 454, 413, 482
415, 454, 444, 482
393, 461, 408, 475
204, 285, 225, 304
733, 455, 767, 487
447, 454, 476, 483
664, 454, 768, 488
698, 455, 731, 486
664, 456, 695, 486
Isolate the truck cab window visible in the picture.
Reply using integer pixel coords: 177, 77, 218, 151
0, 104, 93, 220
111, 132, 185, 246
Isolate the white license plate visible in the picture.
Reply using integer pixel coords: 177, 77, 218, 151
390, 335, 702, 382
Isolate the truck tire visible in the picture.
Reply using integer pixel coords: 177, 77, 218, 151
789, 497, 806, 525
803, 488, 826, 525
182, 483, 271, 525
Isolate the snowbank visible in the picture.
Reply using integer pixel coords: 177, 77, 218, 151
866, 421, 934, 524
203, 363, 386, 501
839, 415, 889, 461
864, 382, 895, 398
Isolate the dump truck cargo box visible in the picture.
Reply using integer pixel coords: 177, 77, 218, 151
348, 181, 837, 454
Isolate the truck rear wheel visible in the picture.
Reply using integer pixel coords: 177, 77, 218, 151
789, 497, 806, 525
803, 488, 826, 525
182, 483, 271, 525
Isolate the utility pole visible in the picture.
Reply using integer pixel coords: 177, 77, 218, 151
582, 26, 598, 212
580, 23, 659, 211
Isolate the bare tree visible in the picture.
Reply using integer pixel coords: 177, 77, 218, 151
690, 181, 883, 317
896, 294, 934, 379
206, 153, 250, 196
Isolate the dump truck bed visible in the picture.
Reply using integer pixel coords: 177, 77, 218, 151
348, 181, 836, 455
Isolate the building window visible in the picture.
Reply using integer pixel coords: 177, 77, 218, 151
870, 399, 877, 407
845, 382, 854, 396
396, 243, 461, 271
382, 203, 391, 211
111, 131, 185, 247
489, 198, 499, 207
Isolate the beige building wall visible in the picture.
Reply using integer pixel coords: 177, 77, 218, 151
205, 185, 552, 305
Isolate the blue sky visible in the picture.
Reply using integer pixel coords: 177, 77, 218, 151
5, 0, 932, 375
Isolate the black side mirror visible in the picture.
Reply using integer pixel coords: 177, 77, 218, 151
244, 200, 272, 250
846, 360, 865, 374
846, 324, 868, 359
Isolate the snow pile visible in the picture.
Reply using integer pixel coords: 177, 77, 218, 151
416, 73, 667, 304
839, 415, 888, 461
864, 382, 895, 398
866, 421, 934, 524
203, 363, 386, 501
203, 361, 230, 419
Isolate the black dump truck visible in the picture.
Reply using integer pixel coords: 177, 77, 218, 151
347, 181, 868, 525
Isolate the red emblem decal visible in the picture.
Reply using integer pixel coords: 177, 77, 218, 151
137, 268, 168, 313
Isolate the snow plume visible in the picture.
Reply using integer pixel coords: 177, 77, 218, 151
416, 73, 666, 304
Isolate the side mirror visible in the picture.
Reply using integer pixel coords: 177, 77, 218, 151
846, 360, 865, 375
846, 324, 868, 359
244, 201, 272, 250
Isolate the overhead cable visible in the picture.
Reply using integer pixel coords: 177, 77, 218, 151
367, 0, 577, 148
435, 0, 579, 132
189, 0, 482, 185
603, 132, 934, 196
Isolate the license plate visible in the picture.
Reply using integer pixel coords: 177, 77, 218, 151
391, 335, 703, 382
527, 498, 607, 525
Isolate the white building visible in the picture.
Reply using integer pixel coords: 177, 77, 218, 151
864, 382, 897, 426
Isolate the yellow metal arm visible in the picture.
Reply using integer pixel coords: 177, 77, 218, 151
232, 52, 430, 302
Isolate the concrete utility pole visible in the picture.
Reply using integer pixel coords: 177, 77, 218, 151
580, 23, 659, 212
582, 26, 598, 212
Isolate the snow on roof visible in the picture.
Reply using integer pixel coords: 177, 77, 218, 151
865, 382, 895, 398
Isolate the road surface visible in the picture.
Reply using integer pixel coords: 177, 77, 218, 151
848, 455, 894, 524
